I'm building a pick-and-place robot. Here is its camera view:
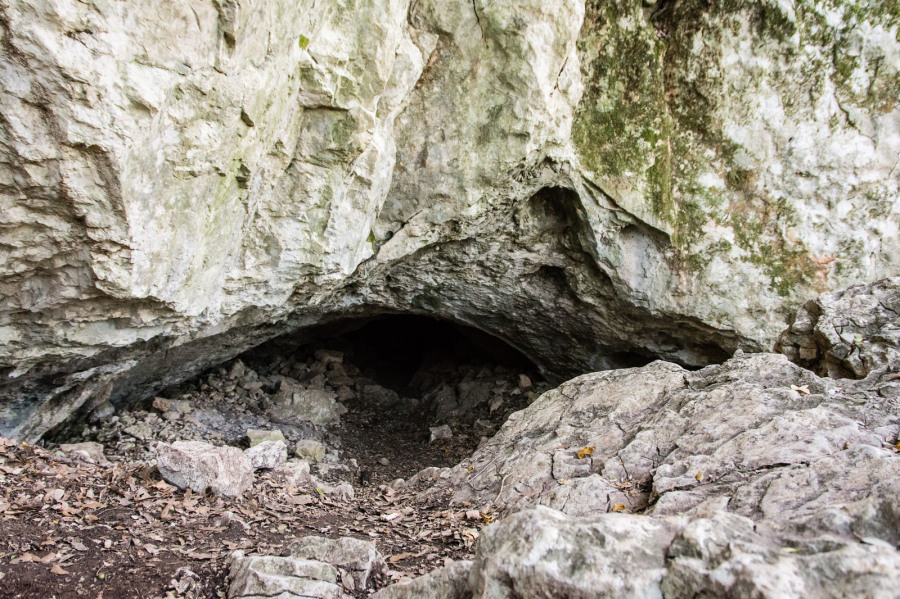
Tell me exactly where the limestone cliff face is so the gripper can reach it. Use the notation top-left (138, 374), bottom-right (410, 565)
top-left (1, 0), bottom-right (898, 439)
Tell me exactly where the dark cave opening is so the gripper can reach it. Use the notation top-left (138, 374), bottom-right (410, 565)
top-left (249, 314), bottom-right (542, 397)
top-left (54, 314), bottom-right (551, 486)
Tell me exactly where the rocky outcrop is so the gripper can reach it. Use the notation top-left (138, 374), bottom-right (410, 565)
top-left (778, 276), bottom-right (900, 378)
top-left (373, 505), bottom-right (900, 599)
top-left (414, 351), bottom-right (900, 524)
top-left (370, 343), bottom-right (900, 597)
top-left (2, 0), bottom-right (899, 441)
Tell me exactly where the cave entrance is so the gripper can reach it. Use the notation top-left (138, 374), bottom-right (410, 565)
top-left (239, 314), bottom-right (546, 484)
top-left (58, 315), bottom-right (548, 488)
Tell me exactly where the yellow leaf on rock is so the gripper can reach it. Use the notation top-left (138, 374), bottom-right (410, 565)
top-left (695, 472), bottom-right (703, 482)
top-left (576, 446), bottom-right (595, 459)
top-left (612, 504), bottom-right (626, 512)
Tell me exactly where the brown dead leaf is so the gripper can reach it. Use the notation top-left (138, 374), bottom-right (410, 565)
top-left (11, 553), bottom-right (39, 564)
top-left (39, 553), bottom-right (58, 563)
top-left (388, 552), bottom-right (413, 563)
top-left (50, 564), bottom-right (69, 575)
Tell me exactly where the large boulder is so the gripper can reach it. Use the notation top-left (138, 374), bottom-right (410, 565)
top-left (416, 352), bottom-right (900, 525)
top-left (382, 506), bottom-right (900, 599)
top-left (778, 277), bottom-right (900, 378)
top-left (156, 441), bottom-right (253, 497)
top-left (3, 0), bottom-right (899, 441)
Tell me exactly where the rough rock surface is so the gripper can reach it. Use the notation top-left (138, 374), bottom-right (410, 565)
top-left (394, 505), bottom-right (900, 599)
top-left (416, 352), bottom-right (900, 519)
top-left (244, 440), bottom-right (287, 470)
top-left (371, 345), bottom-right (900, 597)
top-left (290, 536), bottom-right (385, 592)
top-left (156, 440), bottom-right (253, 497)
top-left (778, 276), bottom-right (900, 378)
top-left (228, 551), bottom-right (350, 599)
top-left (371, 561), bottom-right (472, 599)
top-left (3, 0), bottom-right (899, 441)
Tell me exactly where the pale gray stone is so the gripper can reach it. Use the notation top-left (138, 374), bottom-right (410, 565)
top-left (244, 440), bottom-right (287, 470)
top-left (247, 429), bottom-right (286, 447)
top-left (228, 551), bottom-right (350, 599)
top-left (429, 425), bottom-right (453, 443)
top-left (778, 277), bottom-right (900, 379)
top-left (272, 460), bottom-right (312, 489)
top-left (59, 441), bottom-right (108, 465)
top-left (156, 441), bottom-right (253, 497)
top-left (290, 536), bottom-right (385, 592)
top-left (371, 560), bottom-right (472, 599)
top-left (295, 439), bottom-right (327, 464)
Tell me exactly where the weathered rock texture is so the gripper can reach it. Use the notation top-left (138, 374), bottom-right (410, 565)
top-left (416, 352), bottom-right (900, 524)
top-left (778, 276), bottom-right (900, 378)
top-left (2, 0), bottom-right (899, 439)
top-left (156, 440), bottom-right (253, 496)
top-left (372, 344), bottom-right (900, 597)
top-left (373, 505), bottom-right (900, 599)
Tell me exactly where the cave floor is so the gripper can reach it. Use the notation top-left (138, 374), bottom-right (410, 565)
top-left (0, 318), bottom-right (546, 598)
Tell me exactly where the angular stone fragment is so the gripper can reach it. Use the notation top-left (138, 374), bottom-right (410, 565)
top-left (156, 441), bottom-right (253, 497)
top-left (246, 428), bottom-right (286, 447)
top-left (270, 383), bottom-right (341, 426)
top-left (228, 551), bottom-right (350, 599)
top-left (371, 560), bottom-right (472, 599)
top-left (295, 439), bottom-right (326, 463)
top-left (272, 459), bottom-right (312, 488)
top-left (123, 422), bottom-right (153, 441)
top-left (290, 536), bottom-right (385, 591)
top-left (59, 442), bottom-right (108, 465)
top-left (244, 440), bottom-right (287, 470)
top-left (429, 425), bottom-right (452, 443)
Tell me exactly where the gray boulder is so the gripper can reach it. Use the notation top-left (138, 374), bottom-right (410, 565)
top-left (418, 354), bottom-right (900, 524)
top-left (228, 551), bottom-right (350, 599)
top-left (778, 276), bottom-right (900, 378)
top-left (156, 441), bottom-right (253, 497)
top-left (371, 561), bottom-right (472, 599)
top-left (290, 536), bottom-right (385, 592)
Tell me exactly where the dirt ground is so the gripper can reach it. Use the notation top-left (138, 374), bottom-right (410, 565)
top-left (0, 436), bottom-right (487, 599)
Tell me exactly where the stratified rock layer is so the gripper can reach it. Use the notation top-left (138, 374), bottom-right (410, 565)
top-left (2, 0), bottom-right (899, 439)
top-left (778, 276), bottom-right (900, 378)
top-left (416, 352), bottom-right (900, 521)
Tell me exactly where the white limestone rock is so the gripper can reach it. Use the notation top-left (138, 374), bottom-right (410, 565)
top-left (156, 441), bottom-right (253, 497)
top-left (2, 0), bottom-right (899, 451)
top-left (244, 440), bottom-right (287, 470)
top-left (228, 551), bottom-right (350, 599)
top-left (290, 536), bottom-right (385, 592)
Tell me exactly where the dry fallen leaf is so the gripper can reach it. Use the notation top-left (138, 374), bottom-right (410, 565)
top-left (388, 552), bottom-right (413, 563)
top-left (576, 446), bottom-right (595, 459)
top-left (50, 564), bottom-right (69, 575)
top-left (612, 504), bottom-right (626, 512)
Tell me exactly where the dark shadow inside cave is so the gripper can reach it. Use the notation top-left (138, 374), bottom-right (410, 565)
top-left (248, 315), bottom-right (541, 396)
